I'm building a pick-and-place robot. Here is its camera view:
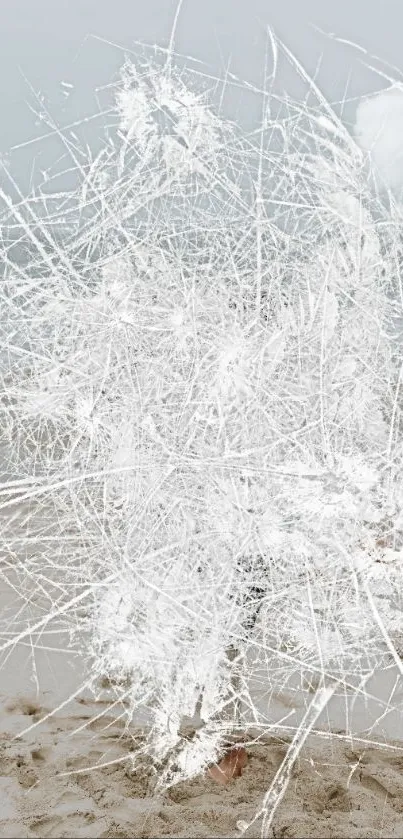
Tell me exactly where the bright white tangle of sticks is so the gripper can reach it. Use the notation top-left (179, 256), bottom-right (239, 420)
top-left (1, 48), bottom-right (403, 789)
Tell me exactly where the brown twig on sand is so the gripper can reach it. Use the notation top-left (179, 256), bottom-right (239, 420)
top-left (207, 745), bottom-right (248, 785)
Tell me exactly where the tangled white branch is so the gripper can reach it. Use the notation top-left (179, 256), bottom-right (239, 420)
top-left (1, 37), bottom-right (403, 813)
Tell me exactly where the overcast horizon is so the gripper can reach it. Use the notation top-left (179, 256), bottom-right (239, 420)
top-left (1, 0), bottom-right (402, 197)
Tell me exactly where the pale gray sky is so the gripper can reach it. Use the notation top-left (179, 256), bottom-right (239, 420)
top-left (0, 0), bottom-right (401, 193)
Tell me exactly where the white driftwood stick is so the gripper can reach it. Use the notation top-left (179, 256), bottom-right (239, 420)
top-left (238, 678), bottom-right (340, 838)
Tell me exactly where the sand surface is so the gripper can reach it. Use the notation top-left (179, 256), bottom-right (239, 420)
top-left (2, 689), bottom-right (403, 839)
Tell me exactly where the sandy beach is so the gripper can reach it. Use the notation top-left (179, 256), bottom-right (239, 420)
top-left (2, 686), bottom-right (403, 839)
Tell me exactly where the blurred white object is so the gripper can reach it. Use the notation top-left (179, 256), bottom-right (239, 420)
top-left (354, 84), bottom-right (403, 193)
